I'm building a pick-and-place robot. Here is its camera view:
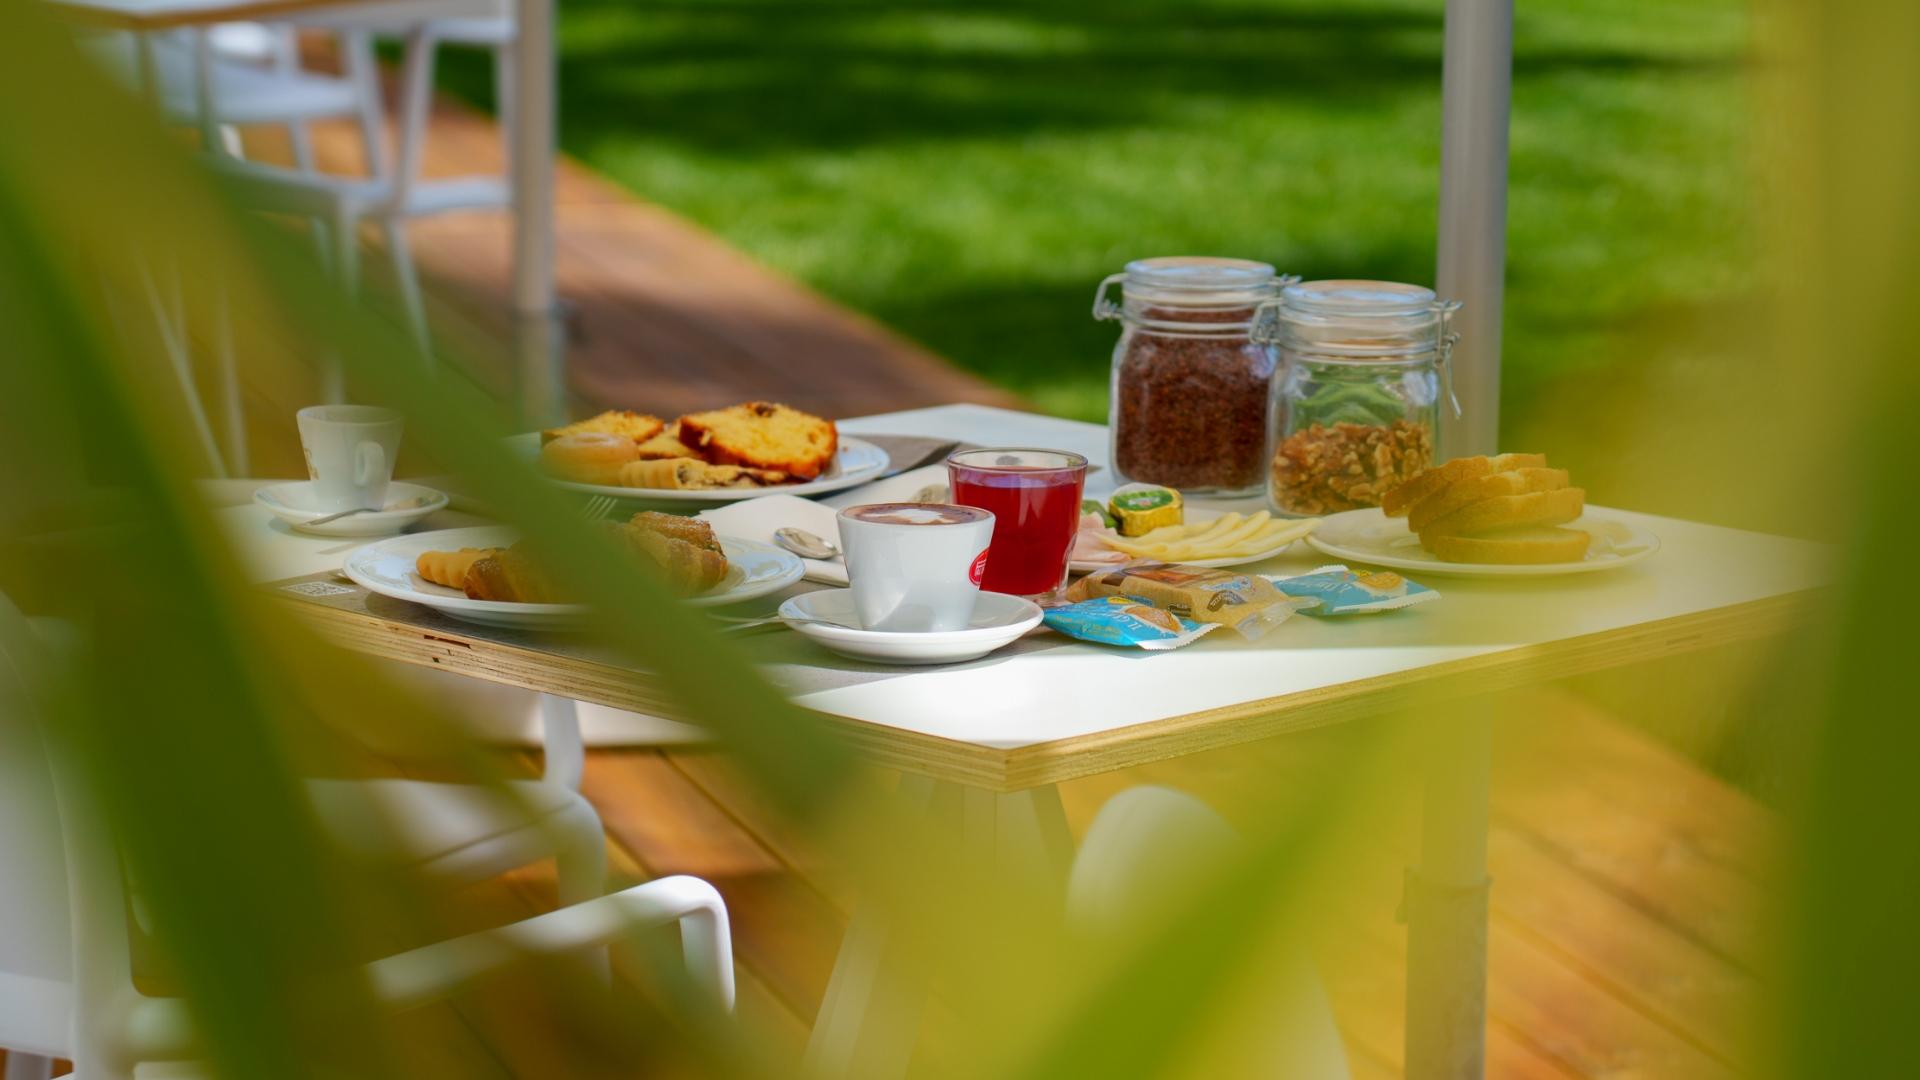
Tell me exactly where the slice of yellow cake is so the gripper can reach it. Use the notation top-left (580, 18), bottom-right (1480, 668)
top-left (540, 409), bottom-right (665, 445)
top-left (678, 401), bottom-right (838, 480)
top-left (634, 421), bottom-right (701, 460)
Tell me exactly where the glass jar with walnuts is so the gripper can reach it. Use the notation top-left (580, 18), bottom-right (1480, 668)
top-left (1252, 280), bottom-right (1461, 516)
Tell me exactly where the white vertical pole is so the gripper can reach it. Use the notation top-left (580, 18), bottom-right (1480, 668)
top-left (1434, 0), bottom-right (1514, 457)
top-left (512, 0), bottom-right (565, 428)
top-left (511, 0), bottom-right (555, 317)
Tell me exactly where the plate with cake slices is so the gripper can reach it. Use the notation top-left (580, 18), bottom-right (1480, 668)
top-left (519, 401), bottom-right (889, 502)
top-left (1305, 453), bottom-right (1659, 576)
top-left (342, 516), bottom-right (805, 629)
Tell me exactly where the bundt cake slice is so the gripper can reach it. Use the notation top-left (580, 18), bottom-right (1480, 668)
top-left (677, 401), bottom-right (837, 480)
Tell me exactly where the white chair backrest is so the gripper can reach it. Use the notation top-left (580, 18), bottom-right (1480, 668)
top-left (0, 594), bottom-right (138, 1071)
top-left (0, 597), bottom-right (73, 985)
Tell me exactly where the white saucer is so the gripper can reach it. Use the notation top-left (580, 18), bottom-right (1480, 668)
top-left (255, 480), bottom-right (448, 537)
top-left (778, 589), bottom-right (1043, 665)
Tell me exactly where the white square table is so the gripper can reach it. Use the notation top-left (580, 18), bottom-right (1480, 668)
top-left (223, 404), bottom-right (1827, 1079)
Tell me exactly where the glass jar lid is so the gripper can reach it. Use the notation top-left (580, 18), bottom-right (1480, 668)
top-left (1122, 257), bottom-right (1277, 307)
top-left (1255, 278), bottom-right (1459, 360)
top-left (1093, 257), bottom-right (1292, 332)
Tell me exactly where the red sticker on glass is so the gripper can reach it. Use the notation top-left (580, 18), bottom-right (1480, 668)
top-left (969, 549), bottom-right (990, 586)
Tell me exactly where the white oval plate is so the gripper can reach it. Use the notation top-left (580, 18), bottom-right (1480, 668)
top-left (342, 525), bottom-right (804, 629)
top-left (511, 433), bottom-right (890, 503)
top-left (1070, 509), bottom-right (1313, 574)
top-left (778, 589), bottom-right (1042, 666)
top-left (1305, 506), bottom-right (1660, 577)
top-left (255, 480), bottom-right (448, 537)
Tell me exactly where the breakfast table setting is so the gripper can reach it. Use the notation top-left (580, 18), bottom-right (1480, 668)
top-left (214, 323), bottom-right (1829, 1079)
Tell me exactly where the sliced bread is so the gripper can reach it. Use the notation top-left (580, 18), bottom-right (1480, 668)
top-left (1381, 452), bottom-right (1547, 517)
top-left (1420, 486), bottom-right (1586, 542)
top-left (1408, 466), bottom-right (1569, 532)
top-left (1428, 526), bottom-right (1592, 565)
top-left (541, 409), bottom-right (664, 445)
top-left (678, 401), bottom-right (838, 480)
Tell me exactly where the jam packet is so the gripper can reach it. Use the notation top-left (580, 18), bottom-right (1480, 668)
top-left (1065, 561), bottom-right (1303, 640)
top-left (1271, 564), bottom-right (1438, 615)
top-left (1042, 595), bottom-right (1218, 650)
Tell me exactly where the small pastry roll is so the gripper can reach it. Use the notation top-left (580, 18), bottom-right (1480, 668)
top-left (416, 547), bottom-right (498, 590)
top-left (618, 457), bottom-right (789, 490)
top-left (619, 457), bottom-right (707, 490)
top-left (540, 431), bottom-right (642, 485)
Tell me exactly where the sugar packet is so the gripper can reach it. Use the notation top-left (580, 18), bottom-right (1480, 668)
top-left (1042, 596), bottom-right (1219, 651)
top-left (1065, 561), bottom-right (1303, 640)
top-left (1271, 564), bottom-right (1438, 615)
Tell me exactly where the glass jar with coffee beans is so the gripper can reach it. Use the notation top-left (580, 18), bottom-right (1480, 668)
top-left (1252, 280), bottom-right (1461, 516)
top-left (1095, 257), bottom-right (1296, 495)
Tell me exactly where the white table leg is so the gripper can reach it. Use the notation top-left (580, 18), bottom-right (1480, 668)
top-left (804, 775), bottom-right (941, 1080)
top-left (1404, 711), bottom-right (1492, 1080)
top-left (805, 778), bottom-right (1073, 1079)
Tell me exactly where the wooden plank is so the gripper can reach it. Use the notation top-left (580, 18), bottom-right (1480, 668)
top-left (1486, 825), bottom-right (1756, 1068)
top-left (662, 749), bottom-right (873, 914)
top-left (581, 750), bottom-right (846, 1024)
top-left (1491, 780), bottom-right (1762, 972)
top-left (1497, 692), bottom-right (1772, 881)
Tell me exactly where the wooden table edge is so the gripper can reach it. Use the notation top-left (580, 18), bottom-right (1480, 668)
top-left (45, 0), bottom-right (376, 31)
top-left (281, 587), bottom-right (1822, 793)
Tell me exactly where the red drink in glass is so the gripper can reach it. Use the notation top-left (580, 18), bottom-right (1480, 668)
top-left (947, 449), bottom-right (1089, 598)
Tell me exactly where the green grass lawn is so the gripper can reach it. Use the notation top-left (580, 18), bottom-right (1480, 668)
top-left (438, 0), bottom-right (1754, 431)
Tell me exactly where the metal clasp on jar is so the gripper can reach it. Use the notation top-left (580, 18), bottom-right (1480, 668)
top-left (1434, 299), bottom-right (1464, 419)
top-left (1092, 273), bottom-right (1127, 322)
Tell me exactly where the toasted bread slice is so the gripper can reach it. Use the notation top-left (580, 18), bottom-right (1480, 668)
top-left (1420, 486), bottom-right (1586, 542)
top-left (1408, 467), bottom-right (1569, 532)
top-left (1382, 453), bottom-right (1548, 517)
top-left (679, 401), bottom-right (838, 480)
top-left (634, 421), bottom-right (700, 460)
top-left (1427, 526), bottom-right (1592, 565)
top-left (541, 409), bottom-right (665, 446)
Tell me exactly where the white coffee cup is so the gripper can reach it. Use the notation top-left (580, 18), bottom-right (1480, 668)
top-left (837, 503), bottom-right (996, 632)
top-left (297, 405), bottom-right (404, 511)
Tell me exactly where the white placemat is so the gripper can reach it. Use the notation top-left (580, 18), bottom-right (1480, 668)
top-left (696, 465), bottom-right (951, 585)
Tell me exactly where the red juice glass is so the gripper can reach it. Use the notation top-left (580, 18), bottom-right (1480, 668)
top-left (947, 448), bottom-right (1089, 599)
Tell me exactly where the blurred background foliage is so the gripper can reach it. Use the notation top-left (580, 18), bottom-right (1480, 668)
top-left (437, 0), bottom-right (1754, 440)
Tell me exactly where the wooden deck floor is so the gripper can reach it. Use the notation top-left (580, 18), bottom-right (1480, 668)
top-left (406, 686), bottom-right (1770, 1078)
top-left (2, 65), bottom-right (1768, 1079)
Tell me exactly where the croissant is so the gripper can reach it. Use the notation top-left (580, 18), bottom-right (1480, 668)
top-left (616, 526), bottom-right (730, 592)
top-left (463, 545), bottom-right (562, 603)
top-left (617, 457), bottom-right (788, 490)
top-left (629, 511), bottom-right (722, 551)
top-left (416, 547), bottom-right (499, 590)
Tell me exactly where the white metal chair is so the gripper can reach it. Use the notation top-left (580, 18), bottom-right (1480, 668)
top-left (268, 0), bottom-right (519, 353)
top-left (1067, 786), bottom-right (1352, 1079)
top-left (0, 591), bottom-right (733, 1080)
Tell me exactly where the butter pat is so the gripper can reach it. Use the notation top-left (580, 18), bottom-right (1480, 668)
top-left (1109, 483), bottom-right (1183, 537)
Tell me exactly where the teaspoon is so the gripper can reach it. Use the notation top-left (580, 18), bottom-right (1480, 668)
top-left (774, 527), bottom-right (841, 560)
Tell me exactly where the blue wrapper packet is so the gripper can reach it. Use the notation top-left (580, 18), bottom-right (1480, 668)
top-left (1042, 595), bottom-right (1219, 651)
top-left (1270, 564), bottom-right (1438, 615)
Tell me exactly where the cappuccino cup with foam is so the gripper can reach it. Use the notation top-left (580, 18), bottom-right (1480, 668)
top-left (836, 503), bottom-right (996, 632)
